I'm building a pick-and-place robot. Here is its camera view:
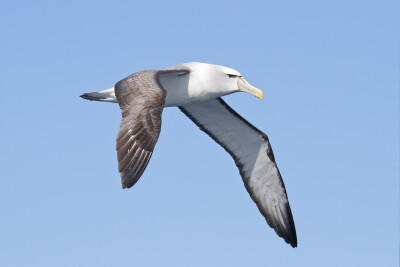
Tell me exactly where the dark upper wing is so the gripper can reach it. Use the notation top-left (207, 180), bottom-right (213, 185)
top-left (179, 98), bottom-right (297, 247)
top-left (114, 70), bottom-right (171, 189)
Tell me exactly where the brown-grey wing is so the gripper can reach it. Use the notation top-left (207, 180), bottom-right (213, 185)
top-left (114, 70), bottom-right (167, 189)
top-left (179, 98), bottom-right (297, 247)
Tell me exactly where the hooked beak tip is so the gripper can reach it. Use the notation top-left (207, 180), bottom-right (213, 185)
top-left (257, 90), bottom-right (263, 100)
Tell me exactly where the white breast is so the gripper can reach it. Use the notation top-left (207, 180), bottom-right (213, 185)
top-left (159, 72), bottom-right (193, 107)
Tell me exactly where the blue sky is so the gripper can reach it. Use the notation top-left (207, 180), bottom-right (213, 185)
top-left (0, 0), bottom-right (398, 266)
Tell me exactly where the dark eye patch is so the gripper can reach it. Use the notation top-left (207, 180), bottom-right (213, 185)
top-left (227, 74), bottom-right (238, 78)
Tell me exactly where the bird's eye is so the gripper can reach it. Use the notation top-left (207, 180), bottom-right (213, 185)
top-left (227, 74), bottom-right (238, 78)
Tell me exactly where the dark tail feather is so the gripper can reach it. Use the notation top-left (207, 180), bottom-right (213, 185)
top-left (80, 88), bottom-right (117, 103)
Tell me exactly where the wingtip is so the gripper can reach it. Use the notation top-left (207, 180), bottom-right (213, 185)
top-left (284, 226), bottom-right (297, 248)
top-left (121, 179), bottom-right (134, 189)
top-left (121, 181), bottom-right (131, 189)
top-left (285, 221), bottom-right (298, 248)
top-left (288, 237), bottom-right (298, 248)
top-left (279, 229), bottom-right (297, 248)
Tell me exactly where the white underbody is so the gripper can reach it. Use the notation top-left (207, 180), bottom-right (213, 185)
top-left (93, 85), bottom-right (234, 107)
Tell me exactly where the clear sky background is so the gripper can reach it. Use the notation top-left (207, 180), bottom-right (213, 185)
top-left (0, 1), bottom-right (398, 266)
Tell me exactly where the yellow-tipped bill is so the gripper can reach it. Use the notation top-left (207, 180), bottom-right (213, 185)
top-left (237, 77), bottom-right (263, 99)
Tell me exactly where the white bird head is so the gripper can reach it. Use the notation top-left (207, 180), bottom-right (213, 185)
top-left (179, 62), bottom-right (263, 101)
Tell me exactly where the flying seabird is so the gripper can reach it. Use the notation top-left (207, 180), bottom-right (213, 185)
top-left (81, 62), bottom-right (297, 247)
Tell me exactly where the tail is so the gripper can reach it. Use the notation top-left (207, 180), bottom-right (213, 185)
top-left (80, 88), bottom-right (117, 103)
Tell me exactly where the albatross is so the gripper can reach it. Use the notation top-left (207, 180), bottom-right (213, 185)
top-left (80, 62), bottom-right (297, 247)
